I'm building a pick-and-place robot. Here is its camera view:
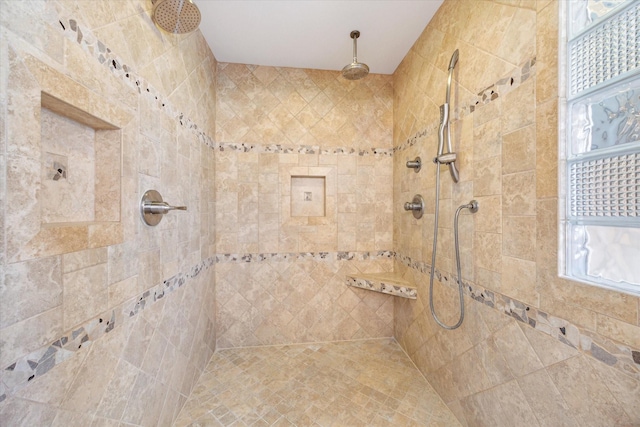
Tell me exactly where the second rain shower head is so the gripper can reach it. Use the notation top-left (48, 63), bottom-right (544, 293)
top-left (152, 0), bottom-right (201, 34)
top-left (342, 30), bottom-right (369, 80)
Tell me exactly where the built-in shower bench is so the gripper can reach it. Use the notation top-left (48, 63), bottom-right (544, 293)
top-left (346, 272), bottom-right (417, 299)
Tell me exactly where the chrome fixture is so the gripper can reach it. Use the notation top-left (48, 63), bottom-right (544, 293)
top-left (152, 0), bottom-right (201, 34)
top-left (429, 199), bottom-right (479, 330)
top-left (435, 49), bottom-right (460, 183)
top-left (428, 50), bottom-right (478, 330)
top-left (140, 190), bottom-right (187, 226)
top-left (342, 31), bottom-right (369, 80)
top-left (404, 194), bottom-right (425, 219)
top-left (406, 157), bottom-right (422, 173)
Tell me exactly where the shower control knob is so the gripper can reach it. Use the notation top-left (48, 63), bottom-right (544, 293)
top-left (403, 194), bottom-right (425, 219)
top-left (140, 190), bottom-right (187, 226)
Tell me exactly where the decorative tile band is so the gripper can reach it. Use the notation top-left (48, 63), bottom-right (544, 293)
top-left (56, 14), bottom-right (392, 160)
top-left (0, 250), bottom-right (394, 402)
top-left (3, 248), bottom-right (637, 403)
top-left (0, 255), bottom-right (216, 404)
top-left (215, 141), bottom-right (394, 157)
top-left (347, 276), bottom-right (417, 299)
top-left (214, 250), bottom-right (394, 264)
top-left (395, 252), bottom-right (640, 381)
top-left (394, 57), bottom-right (537, 153)
top-left (56, 15), bottom-right (215, 151)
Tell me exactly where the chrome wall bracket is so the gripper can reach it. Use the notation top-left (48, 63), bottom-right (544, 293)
top-left (404, 194), bottom-right (425, 219)
top-left (140, 189), bottom-right (187, 226)
top-left (406, 157), bottom-right (422, 172)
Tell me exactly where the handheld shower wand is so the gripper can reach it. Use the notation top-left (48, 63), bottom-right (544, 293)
top-left (429, 49), bottom-right (477, 330)
top-left (435, 49), bottom-right (460, 183)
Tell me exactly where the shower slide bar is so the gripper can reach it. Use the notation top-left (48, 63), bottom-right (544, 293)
top-left (428, 49), bottom-right (478, 330)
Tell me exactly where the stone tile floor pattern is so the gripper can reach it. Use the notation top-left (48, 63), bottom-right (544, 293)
top-left (173, 338), bottom-right (460, 426)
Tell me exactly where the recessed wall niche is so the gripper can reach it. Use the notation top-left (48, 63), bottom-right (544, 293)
top-left (5, 53), bottom-right (132, 262)
top-left (280, 165), bottom-right (337, 251)
top-left (291, 176), bottom-right (326, 217)
top-left (40, 94), bottom-right (121, 225)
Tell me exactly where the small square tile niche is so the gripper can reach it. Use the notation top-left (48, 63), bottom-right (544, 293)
top-left (291, 176), bottom-right (326, 217)
top-left (5, 53), bottom-right (132, 262)
top-left (40, 95), bottom-right (120, 224)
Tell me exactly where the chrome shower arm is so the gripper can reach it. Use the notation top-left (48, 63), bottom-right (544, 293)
top-left (352, 32), bottom-right (358, 64)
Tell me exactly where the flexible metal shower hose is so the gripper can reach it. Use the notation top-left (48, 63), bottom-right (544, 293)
top-left (429, 164), bottom-right (474, 330)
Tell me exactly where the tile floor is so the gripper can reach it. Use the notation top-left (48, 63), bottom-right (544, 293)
top-left (173, 338), bottom-right (461, 426)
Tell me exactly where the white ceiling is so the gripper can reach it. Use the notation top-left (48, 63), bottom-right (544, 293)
top-left (197, 0), bottom-right (444, 75)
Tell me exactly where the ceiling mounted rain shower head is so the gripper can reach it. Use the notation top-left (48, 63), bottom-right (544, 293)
top-left (152, 0), bottom-right (201, 34)
top-left (342, 30), bottom-right (369, 80)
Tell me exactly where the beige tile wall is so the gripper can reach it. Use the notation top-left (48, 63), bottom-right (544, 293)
top-left (216, 63), bottom-right (393, 254)
top-left (392, 0), bottom-right (640, 425)
top-left (216, 255), bottom-right (395, 348)
top-left (214, 64), bottom-right (396, 347)
top-left (0, 0), bottom-right (217, 425)
top-left (217, 63), bottom-right (393, 149)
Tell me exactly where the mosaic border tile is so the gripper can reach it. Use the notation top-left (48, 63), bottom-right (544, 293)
top-left (0, 251), bottom-right (394, 402)
top-left (215, 141), bottom-right (394, 157)
top-left (56, 15), bottom-right (215, 150)
top-left (394, 57), bottom-right (537, 153)
top-left (214, 250), bottom-right (395, 264)
top-left (2, 248), bottom-right (637, 403)
top-left (346, 276), bottom-right (417, 299)
top-left (0, 256), bottom-right (216, 403)
top-left (58, 13), bottom-right (392, 159)
top-left (395, 252), bottom-right (640, 381)
top-left (4, 7), bottom-right (634, 410)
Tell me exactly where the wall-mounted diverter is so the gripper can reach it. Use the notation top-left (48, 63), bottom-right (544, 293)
top-left (404, 194), bottom-right (425, 219)
top-left (406, 157), bottom-right (421, 173)
top-left (140, 190), bottom-right (187, 226)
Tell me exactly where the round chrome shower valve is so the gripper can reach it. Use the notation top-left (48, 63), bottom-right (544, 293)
top-left (403, 194), bottom-right (425, 219)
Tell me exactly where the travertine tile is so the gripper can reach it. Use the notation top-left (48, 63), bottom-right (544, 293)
top-left (517, 369), bottom-right (579, 427)
top-left (473, 195), bottom-right (502, 234)
top-left (547, 355), bottom-right (634, 427)
top-left (62, 262), bottom-right (108, 329)
top-left (501, 255), bottom-right (538, 306)
top-left (502, 215), bottom-right (536, 261)
top-left (517, 322), bottom-right (578, 367)
top-left (502, 124), bottom-right (535, 174)
top-left (473, 155), bottom-right (502, 196)
top-left (473, 118), bottom-right (502, 161)
top-left (502, 170), bottom-right (536, 215)
top-left (492, 321), bottom-right (543, 377)
top-left (535, 99), bottom-right (558, 199)
top-left (595, 314), bottom-right (640, 350)
top-left (175, 339), bottom-right (460, 426)
top-left (0, 397), bottom-right (57, 426)
top-left (1, 256), bottom-right (62, 329)
top-left (500, 78), bottom-right (535, 134)
top-left (535, 1), bottom-right (559, 104)
top-left (474, 232), bottom-right (502, 273)
top-left (585, 355), bottom-right (640, 422)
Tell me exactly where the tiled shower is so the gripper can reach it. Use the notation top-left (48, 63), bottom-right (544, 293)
top-left (0, 0), bottom-right (638, 426)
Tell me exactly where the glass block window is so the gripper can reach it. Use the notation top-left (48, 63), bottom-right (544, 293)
top-left (560, 0), bottom-right (640, 296)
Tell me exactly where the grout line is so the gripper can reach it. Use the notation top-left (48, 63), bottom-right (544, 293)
top-left (393, 56), bottom-right (537, 154)
top-left (394, 251), bottom-right (640, 382)
top-left (0, 251), bottom-right (392, 402)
